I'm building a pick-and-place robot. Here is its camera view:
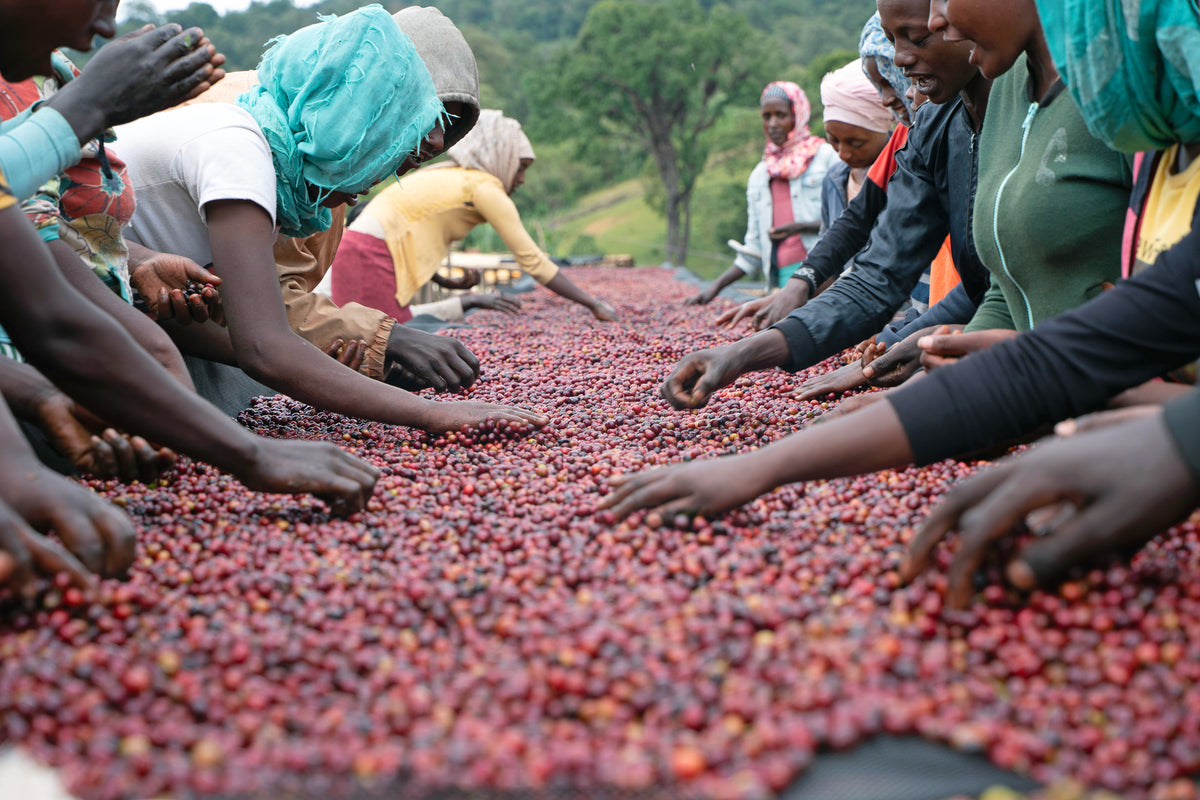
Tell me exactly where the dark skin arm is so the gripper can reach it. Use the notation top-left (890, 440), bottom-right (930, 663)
top-left (48, 239), bottom-right (195, 389)
top-left (203, 199), bottom-right (547, 433)
top-left (543, 272), bottom-right (617, 321)
top-left (600, 398), bottom-right (914, 521)
top-left (158, 317), bottom-right (239, 365)
top-left (0, 203), bottom-right (379, 515)
top-left (660, 328), bottom-right (792, 409)
top-left (431, 270), bottom-right (481, 291)
top-left (685, 265), bottom-right (746, 307)
top-left (768, 220), bottom-right (821, 240)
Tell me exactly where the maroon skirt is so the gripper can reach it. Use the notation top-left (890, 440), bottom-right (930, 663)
top-left (330, 230), bottom-right (413, 324)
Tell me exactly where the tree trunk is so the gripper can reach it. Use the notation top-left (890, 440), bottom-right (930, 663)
top-left (663, 191), bottom-right (684, 268)
top-left (648, 133), bottom-right (690, 268)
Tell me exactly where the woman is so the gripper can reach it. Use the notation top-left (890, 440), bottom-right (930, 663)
top-left (602, 0), bottom-right (1200, 607)
top-left (177, 6), bottom-right (491, 395)
top-left (859, 10), bottom-right (916, 126)
top-left (116, 8), bottom-right (546, 434)
top-left (818, 60), bottom-right (894, 236)
top-left (685, 81), bottom-right (838, 304)
top-left (330, 109), bottom-right (617, 324)
top-left (717, 13), bottom-right (961, 334)
top-left (667, 0), bottom-right (991, 399)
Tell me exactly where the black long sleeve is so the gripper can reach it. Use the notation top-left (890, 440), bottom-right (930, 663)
top-left (772, 100), bottom-right (988, 373)
top-left (806, 178), bottom-right (888, 286)
top-left (889, 225), bottom-right (1200, 465)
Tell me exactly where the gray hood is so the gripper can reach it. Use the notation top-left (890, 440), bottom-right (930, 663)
top-left (393, 6), bottom-right (480, 152)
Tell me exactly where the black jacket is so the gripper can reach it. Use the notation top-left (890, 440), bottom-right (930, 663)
top-left (888, 220), bottom-right (1200, 478)
top-left (772, 97), bottom-right (990, 371)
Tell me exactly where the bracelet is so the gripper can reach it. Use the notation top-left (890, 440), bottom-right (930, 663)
top-left (790, 266), bottom-right (818, 296)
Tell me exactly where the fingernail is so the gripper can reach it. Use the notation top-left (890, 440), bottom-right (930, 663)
top-left (918, 337), bottom-right (932, 349)
top-left (1054, 420), bottom-right (1078, 437)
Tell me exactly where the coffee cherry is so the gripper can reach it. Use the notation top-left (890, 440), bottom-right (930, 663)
top-left (1, 269), bottom-right (1196, 800)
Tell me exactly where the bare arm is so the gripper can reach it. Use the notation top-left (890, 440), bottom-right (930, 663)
top-left (685, 264), bottom-right (746, 306)
top-left (47, 240), bottom-right (194, 389)
top-left (601, 399), bottom-right (915, 520)
top-left (204, 200), bottom-right (546, 432)
top-left (0, 203), bottom-right (380, 513)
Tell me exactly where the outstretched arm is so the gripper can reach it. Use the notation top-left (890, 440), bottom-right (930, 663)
top-left (601, 398), bottom-right (914, 521)
top-left (0, 202), bottom-right (379, 515)
top-left (205, 199), bottom-right (547, 432)
top-left (474, 181), bottom-right (616, 320)
top-left (609, 223), bottom-right (1200, 521)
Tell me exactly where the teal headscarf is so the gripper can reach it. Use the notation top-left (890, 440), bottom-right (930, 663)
top-left (237, 5), bottom-right (443, 237)
top-left (1036, 0), bottom-right (1200, 151)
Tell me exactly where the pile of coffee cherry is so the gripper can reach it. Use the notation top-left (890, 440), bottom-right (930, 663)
top-left (1, 268), bottom-right (1197, 800)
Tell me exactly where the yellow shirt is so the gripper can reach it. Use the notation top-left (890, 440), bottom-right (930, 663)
top-left (1134, 144), bottom-right (1200, 274)
top-left (350, 165), bottom-right (559, 307)
top-left (0, 166), bottom-right (15, 211)
top-left (1135, 145), bottom-right (1200, 383)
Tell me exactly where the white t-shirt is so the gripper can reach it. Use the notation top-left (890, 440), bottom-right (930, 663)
top-left (116, 104), bottom-right (278, 266)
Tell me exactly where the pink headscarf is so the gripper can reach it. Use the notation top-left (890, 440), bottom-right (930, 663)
top-left (821, 60), bottom-right (894, 135)
top-left (760, 81), bottom-right (825, 180)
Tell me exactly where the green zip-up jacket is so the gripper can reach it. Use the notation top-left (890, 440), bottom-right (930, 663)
top-left (965, 53), bottom-right (1131, 333)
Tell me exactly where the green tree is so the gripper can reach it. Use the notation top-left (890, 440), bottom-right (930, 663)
top-left (557, 0), bottom-right (778, 267)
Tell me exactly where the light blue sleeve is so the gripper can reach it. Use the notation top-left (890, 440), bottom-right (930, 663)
top-left (0, 106), bottom-right (80, 200)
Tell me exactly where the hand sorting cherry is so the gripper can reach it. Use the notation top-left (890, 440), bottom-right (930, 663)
top-left (1, 267), bottom-right (1198, 800)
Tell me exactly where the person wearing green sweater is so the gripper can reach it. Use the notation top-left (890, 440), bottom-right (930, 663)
top-left (853, 19), bottom-right (1133, 385)
top-left (962, 51), bottom-right (1131, 334)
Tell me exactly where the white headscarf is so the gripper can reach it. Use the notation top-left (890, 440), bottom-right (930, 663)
top-left (444, 109), bottom-right (534, 193)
